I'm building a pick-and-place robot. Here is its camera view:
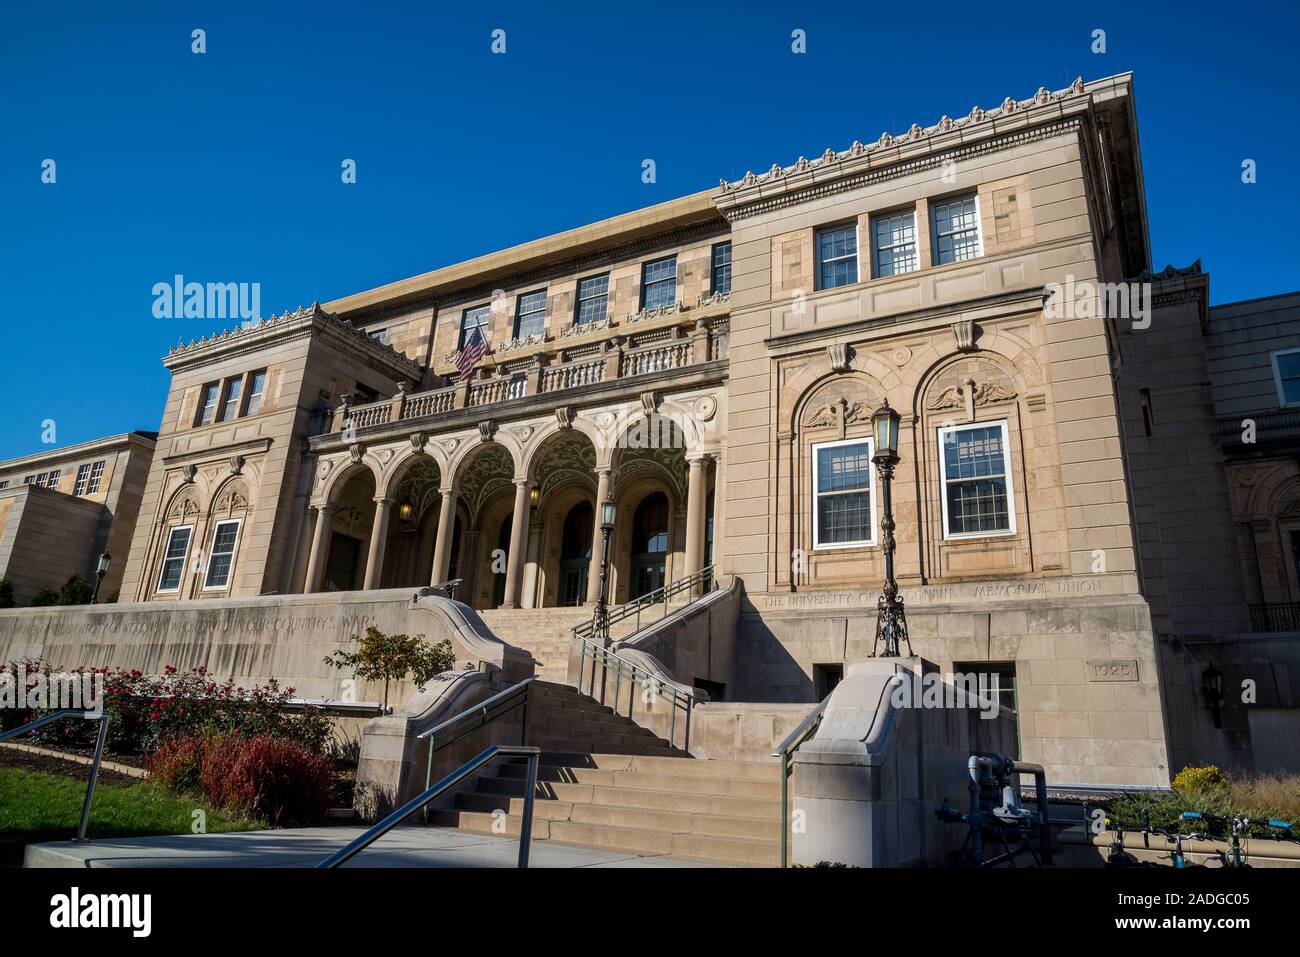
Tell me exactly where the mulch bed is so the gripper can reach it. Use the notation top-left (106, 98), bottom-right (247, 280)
top-left (0, 747), bottom-right (139, 788)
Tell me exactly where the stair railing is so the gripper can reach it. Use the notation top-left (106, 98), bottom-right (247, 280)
top-left (572, 565), bottom-right (715, 646)
top-left (771, 696), bottom-right (831, 868)
top-left (318, 744), bottom-right (541, 868)
top-left (574, 639), bottom-right (694, 752)
top-left (0, 709), bottom-right (111, 842)
top-left (417, 675), bottom-right (535, 822)
top-left (428, 578), bottom-right (463, 601)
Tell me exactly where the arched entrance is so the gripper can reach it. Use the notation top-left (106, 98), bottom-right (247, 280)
top-left (490, 514), bottom-right (511, 608)
top-left (558, 501), bottom-right (593, 605)
top-left (322, 467), bottom-right (376, 591)
top-left (630, 491), bottom-right (669, 598)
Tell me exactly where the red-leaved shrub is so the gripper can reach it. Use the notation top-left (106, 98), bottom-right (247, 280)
top-left (146, 735), bottom-right (206, 794)
top-left (199, 735), bottom-right (334, 827)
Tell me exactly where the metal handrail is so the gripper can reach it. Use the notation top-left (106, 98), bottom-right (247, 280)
top-left (417, 676), bottom-right (535, 822)
top-left (0, 709), bottom-right (111, 842)
top-left (317, 744), bottom-right (541, 868)
top-left (429, 578), bottom-right (463, 601)
top-left (771, 696), bottom-right (832, 868)
top-left (573, 565), bottom-right (715, 644)
top-left (575, 638), bottom-right (694, 751)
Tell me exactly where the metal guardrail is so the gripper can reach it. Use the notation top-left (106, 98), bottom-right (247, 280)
top-left (417, 676), bottom-right (535, 821)
top-left (771, 696), bottom-right (831, 868)
top-left (430, 578), bottom-right (462, 601)
top-left (0, 709), bottom-right (111, 842)
top-left (1249, 602), bottom-right (1300, 632)
top-left (575, 640), bottom-right (694, 751)
top-left (573, 565), bottom-right (715, 645)
top-left (316, 744), bottom-right (541, 868)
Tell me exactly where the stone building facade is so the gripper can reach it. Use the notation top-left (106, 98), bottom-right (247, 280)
top-left (90, 71), bottom-right (1296, 783)
top-left (0, 431), bottom-right (156, 604)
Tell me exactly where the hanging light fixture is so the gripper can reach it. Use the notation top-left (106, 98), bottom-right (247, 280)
top-left (398, 499), bottom-right (414, 523)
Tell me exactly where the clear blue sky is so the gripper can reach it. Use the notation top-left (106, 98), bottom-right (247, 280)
top-left (2, 1), bottom-right (1296, 459)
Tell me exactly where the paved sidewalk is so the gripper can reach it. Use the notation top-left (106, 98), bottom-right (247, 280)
top-left (25, 826), bottom-right (720, 868)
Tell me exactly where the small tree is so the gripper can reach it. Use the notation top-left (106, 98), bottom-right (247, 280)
top-left (31, 585), bottom-right (60, 607)
top-left (0, 579), bottom-right (13, 609)
top-left (59, 575), bottom-right (94, 605)
top-left (324, 627), bottom-right (456, 712)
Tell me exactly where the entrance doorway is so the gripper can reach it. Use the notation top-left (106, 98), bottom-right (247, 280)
top-left (559, 502), bottom-right (592, 606)
top-left (630, 492), bottom-right (669, 599)
top-left (491, 517), bottom-right (511, 607)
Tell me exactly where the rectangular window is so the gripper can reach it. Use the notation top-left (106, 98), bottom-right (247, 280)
top-left (22, 475), bottom-right (33, 485)
top-left (460, 304), bottom-right (492, 348)
top-left (641, 256), bottom-right (678, 310)
top-left (33, 472), bottom-right (47, 488)
top-left (219, 377), bottom-right (243, 422)
top-left (244, 370), bottom-right (267, 416)
top-left (74, 464), bottom-right (91, 495)
top-left (575, 274), bottom-right (609, 326)
top-left (939, 421), bottom-right (1015, 538)
top-left (816, 224), bottom-right (858, 290)
top-left (515, 290), bottom-right (547, 339)
top-left (872, 209), bottom-right (918, 277)
top-left (369, 328), bottom-right (388, 345)
top-left (44, 470), bottom-right (60, 490)
top-left (86, 460), bottom-right (105, 494)
top-left (203, 519), bottom-right (241, 589)
top-left (1272, 349), bottom-right (1300, 407)
top-left (931, 194), bottom-right (982, 265)
top-left (197, 382), bottom-right (220, 425)
top-left (812, 438), bottom-right (875, 547)
top-left (156, 525), bottom-right (193, 592)
top-left (0, 481), bottom-right (8, 490)
top-left (712, 242), bottom-right (732, 295)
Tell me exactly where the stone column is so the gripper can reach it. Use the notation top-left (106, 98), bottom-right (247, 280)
top-left (710, 451), bottom-right (724, 570)
top-left (586, 468), bottom-right (611, 606)
top-left (684, 455), bottom-right (708, 576)
top-left (430, 488), bottom-right (458, 585)
top-left (363, 497), bottom-right (393, 590)
top-left (303, 505), bottom-right (335, 593)
top-left (522, 519), bottom-right (543, 608)
top-left (501, 480), bottom-right (531, 608)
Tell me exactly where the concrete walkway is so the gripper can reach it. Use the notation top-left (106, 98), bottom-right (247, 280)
top-left (24, 826), bottom-right (720, 868)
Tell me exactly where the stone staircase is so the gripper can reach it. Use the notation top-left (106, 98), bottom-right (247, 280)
top-left (475, 607), bottom-right (592, 681)
top-left (429, 681), bottom-right (783, 866)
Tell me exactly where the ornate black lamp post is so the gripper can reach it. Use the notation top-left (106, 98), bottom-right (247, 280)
top-left (871, 400), bottom-right (913, 658)
top-left (594, 499), bottom-right (617, 647)
top-left (91, 549), bottom-right (111, 603)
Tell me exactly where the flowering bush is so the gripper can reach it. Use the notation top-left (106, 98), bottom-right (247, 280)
top-left (2, 658), bottom-right (335, 754)
top-left (150, 733), bottom-right (334, 827)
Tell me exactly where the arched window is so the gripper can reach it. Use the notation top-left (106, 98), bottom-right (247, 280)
top-left (631, 492), bottom-right (669, 598)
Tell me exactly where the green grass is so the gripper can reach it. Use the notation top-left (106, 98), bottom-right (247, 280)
top-left (0, 766), bottom-right (263, 866)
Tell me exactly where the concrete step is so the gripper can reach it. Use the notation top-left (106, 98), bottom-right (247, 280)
top-left (494, 764), bottom-right (780, 799)
top-left (527, 715), bottom-right (663, 738)
top-left (476, 775), bottom-right (780, 819)
top-left (524, 736), bottom-right (681, 757)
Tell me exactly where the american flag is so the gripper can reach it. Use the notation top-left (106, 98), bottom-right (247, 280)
top-left (456, 327), bottom-right (488, 380)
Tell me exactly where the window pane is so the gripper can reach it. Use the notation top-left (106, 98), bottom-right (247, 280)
top-left (205, 522), bottom-right (240, 588)
top-left (816, 225), bottom-right (858, 289)
top-left (641, 257), bottom-right (678, 310)
top-left (576, 275), bottom-right (609, 325)
top-left (1278, 353), bottom-right (1300, 403)
top-left (516, 290), bottom-right (547, 338)
top-left (815, 442), bottom-right (873, 545)
top-left (933, 195), bottom-right (981, 265)
top-left (245, 371), bottom-right (266, 415)
top-left (87, 461), bottom-right (104, 494)
top-left (943, 425), bottom-right (1010, 534)
top-left (946, 478), bottom-right (1009, 534)
top-left (818, 491), bottom-right (872, 544)
top-left (817, 443), bottom-right (872, 493)
top-left (74, 464), bottom-right (90, 496)
top-left (874, 211), bottom-right (917, 277)
top-left (220, 378), bottom-right (242, 421)
top-left (712, 242), bottom-right (732, 295)
top-left (158, 527), bottom-right (191, 591)
top-left (199, 383), bottom-right (219, 424)
top-left (943, 426), bottom-right (1006, 480)
top-left (461, 305), bottom-right (491, 346)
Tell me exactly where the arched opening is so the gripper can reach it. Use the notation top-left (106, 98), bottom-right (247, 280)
top-left (323, 468), bottom-right (376, 591)
top-left (630, 492), bottom-right (669, 598)
top-left (558, 501), bottom-right (593, 606)
top-left (380, 456), bottom-right (442, 588)
top-left (447, 515), bottom-right (463, 582)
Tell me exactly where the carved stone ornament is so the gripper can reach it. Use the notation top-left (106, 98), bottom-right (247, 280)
top-left (227, 455), bottom-right (245, 475)
top-left (693, 395), bottom-right (718, 423)
top-left (555, 406), bottom-right (573, 430)
top-left (478, 420), bottom-right (497, 442)
top-left (952, 319), bottom-right (977, 353)
top-left (409, 431), bottom-right (426, 452)
top-left (640, 391), bottom-right (658, 417)
top-left (182, 464), bottom-right (197, 484)
top-left (348, 444), bottom-right (364, 465)
top-left (827, 343), bottom-right (853, 373)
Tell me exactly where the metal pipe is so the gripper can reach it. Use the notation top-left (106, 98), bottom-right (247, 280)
top-left (75, 714), bottom-right (110, 842)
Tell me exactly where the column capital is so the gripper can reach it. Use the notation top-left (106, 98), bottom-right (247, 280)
top-left (373, 496), bottom-right (395, 508)
top-left (311, 503), bottom-right (337, 516)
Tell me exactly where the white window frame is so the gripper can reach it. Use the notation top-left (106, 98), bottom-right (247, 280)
top-left (156, 524), bottom-right (194, 593)
top-left (938, 420), bottom-right (1017, 541)
top-left (86, 460), bottom-right (105, 494)
top-left (74, 463), bottom-right (91, 495)
top-left (811, 437), bottom-right (877, 550)
top-left (197, 382), bottom-right (220, 425)
top-left (930, 192), bottom-right (984, 266)
top-left (1271, 348), bottom-right (1300, 408)
top-left (814, 222), bottom-right (860, 291)
top-left (45, 470), bottom-right (60, 490)
top-left (871, 207), bottom-right (919, 278)
top-left (202, 518), bottom-right (242, 591)
top-left (243, 370), bottom-right (268, 416)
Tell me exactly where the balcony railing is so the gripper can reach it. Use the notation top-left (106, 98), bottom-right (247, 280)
top-left (327, 314), bottom-right (729, 437)
top-left (1249, 603), bottom-right (1300, 632)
